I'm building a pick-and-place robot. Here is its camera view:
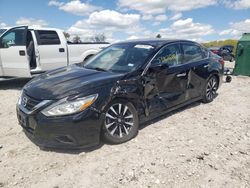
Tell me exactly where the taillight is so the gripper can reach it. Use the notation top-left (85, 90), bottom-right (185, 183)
top-left (219, 59), bottom-right (224, 66)
top-left (211, 50), bottom-right (219, 54)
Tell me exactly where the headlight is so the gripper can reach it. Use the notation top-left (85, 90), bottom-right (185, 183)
top-left (17, 90), bottom-right (23, 105)
top-left (41, 94), bottom-right (98, 117)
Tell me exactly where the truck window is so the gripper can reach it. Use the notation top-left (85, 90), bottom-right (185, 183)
top-left (0, 28), bottom-right (26, 48)
top-left (0, 29), bottom-right (7, 36)
top-left (36, 30), bottom-right (60, 45)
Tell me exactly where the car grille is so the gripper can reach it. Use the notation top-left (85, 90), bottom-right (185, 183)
top-left (21, 93), bottom-right (42, 111)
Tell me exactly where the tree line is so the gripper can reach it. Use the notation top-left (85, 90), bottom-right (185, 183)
top-left (63, 32), bottom-right (107, 43)
top-left (64, 31), bottom-right (239, 54)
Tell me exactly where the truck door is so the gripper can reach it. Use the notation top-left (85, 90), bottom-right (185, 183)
top-left (0, 26), bottom-right (31, 77)
top-left (35, 30), bottom-right (67, 71)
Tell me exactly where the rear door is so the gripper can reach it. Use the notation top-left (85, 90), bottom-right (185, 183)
top-left (180, 42), bottom-right (209, 99)
top-left (35, 30), bottom-right (67, 71)
top-left (0, 26), bottom-right (31, 77)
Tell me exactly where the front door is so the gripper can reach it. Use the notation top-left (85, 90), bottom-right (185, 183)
top-left (0, 26), bottom-right (31, 77)
top-left (143, 43), bottom-right (190, 115)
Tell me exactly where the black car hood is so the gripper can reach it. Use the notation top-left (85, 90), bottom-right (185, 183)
top-left (24, 65), bottom-right (123, 100)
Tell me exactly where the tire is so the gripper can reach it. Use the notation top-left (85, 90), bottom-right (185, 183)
top-left (230, 56), bottom-right (234, 62)
top-left (102, 99), bottom-right (139, 144)
top-left (80, 55), bottom-right (94, 66)
top-left (226, 76), bottom-right (232, 83)
top-left (202, 75), bottom-right (219, 103)
top-left (84, 54), bottom-right (94, 62)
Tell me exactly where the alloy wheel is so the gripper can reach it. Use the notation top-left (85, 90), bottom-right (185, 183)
top-left (105, 103), bottom-right (134, 138)
top-left (206, 77), bottom-right (218, 101)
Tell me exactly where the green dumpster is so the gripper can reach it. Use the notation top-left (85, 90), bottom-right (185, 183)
top-left (233, 33), bottom-right (250, 76)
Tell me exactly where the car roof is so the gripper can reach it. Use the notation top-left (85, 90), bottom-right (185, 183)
top-left (115, 38), bottom-right (197, 48)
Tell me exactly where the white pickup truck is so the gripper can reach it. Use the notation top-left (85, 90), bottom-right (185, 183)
top-left (0, 26), bottom-right (109, 78)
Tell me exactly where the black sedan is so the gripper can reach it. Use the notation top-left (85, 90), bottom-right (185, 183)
top-left (17, 39), bottom-right (224, 149)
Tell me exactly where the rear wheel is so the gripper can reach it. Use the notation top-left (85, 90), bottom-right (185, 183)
top-left (102, 100), bottom-right (139, 144)
top-left (230, 56), bottom-right (234, 62)
top-left (202, 76), bottom-right (218, 103)
top-left (84, 54), bottom-right (94, 62)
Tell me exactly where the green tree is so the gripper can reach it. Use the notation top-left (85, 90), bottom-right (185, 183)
top-left (63, 32), bottom-right (70, 39)
top-left (90, 33), bottom-right (106, 42)
top-left (72, 35), bottom-right (81, 43)
top-left (156, 34), bottom-right (162, 38)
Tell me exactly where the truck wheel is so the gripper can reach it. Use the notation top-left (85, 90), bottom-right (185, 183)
top-left (84, 54), bottom-right (94, 62)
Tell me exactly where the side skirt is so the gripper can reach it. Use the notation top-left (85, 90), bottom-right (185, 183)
top-left (139, 96), bottom-right (203, 124)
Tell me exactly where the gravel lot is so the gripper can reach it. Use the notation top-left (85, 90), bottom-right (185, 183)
top-left (0, 62), bottom-right (250, 188)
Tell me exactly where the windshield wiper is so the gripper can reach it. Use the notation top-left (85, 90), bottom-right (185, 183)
top-left (94, 67), bottom-right (109, 72)
top-left (85, 66), bottom-right (108, 72)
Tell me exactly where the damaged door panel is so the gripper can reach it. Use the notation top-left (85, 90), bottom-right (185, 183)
top-left (110, 76), bottom-right (146, 116)
top-left (142, 43), bottom-right (190, 116)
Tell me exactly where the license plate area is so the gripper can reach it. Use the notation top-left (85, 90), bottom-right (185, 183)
top-left (18, 110), bottom-right (34, 134)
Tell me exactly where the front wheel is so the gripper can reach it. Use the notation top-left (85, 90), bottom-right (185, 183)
top-left (202, 76), bottom-right (218, 103)
top-left (102, 100), bottom-right (139, 144)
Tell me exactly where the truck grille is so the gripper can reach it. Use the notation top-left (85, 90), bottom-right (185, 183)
top-left (21, 93), bottom-right (42, 111)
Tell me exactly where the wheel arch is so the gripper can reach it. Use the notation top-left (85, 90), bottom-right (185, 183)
top-left (104, 96), bottom-right (143, 116)
top-left (212, 72), bottom-right (220, 85)
top-left (208, 69), bottom-right (220, 86)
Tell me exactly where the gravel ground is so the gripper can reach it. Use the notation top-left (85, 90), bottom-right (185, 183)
top-left (0, 62), bottom-right (249, 188)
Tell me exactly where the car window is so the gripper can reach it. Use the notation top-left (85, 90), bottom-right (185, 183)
top-left (152, 43), bottom-right (181, 67)
top-left (36, 30), bottom-right (60, 45)
top-left (201, 47), bottom-right (209, 58)
top-left (84, 44), bottom-right (155, 73)
top-left (0, 27), bottom-right (26, 48)
top-left (182, 43), bottom-right (203, 63)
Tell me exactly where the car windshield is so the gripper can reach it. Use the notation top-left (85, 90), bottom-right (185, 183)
top-left (0, 29), bottom-right (7, 36)
top-left (84, 43), bottom-right (155, 73)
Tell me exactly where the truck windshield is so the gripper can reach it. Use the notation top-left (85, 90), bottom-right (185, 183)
top-left (84, 43), bottom-right (155, 73)
top-left (0, 29), bottom-right (7, 36)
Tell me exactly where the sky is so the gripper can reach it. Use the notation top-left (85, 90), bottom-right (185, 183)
top-left (0, 0), bottom-right (250, 42)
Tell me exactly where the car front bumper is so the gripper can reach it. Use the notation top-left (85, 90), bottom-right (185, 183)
top-left (16, 106), bottom-right (104, 149)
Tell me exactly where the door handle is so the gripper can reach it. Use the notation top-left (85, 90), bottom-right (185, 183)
top-left (177, 72), bottom-right (187, 77)
top-left (19, 50), bottom-right (25, 56)
top-left (59, 48), bottom-right (65, 52)
top-left (204, 64), bottom-right (209, 68)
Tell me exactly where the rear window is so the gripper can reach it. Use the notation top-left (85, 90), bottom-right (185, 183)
top-left (36, 30), bottom-right (60, 45)
top-left (182, 43), bottom-right (203, 63)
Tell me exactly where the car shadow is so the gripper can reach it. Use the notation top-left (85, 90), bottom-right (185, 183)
top-left (40, 143), bottom-right (105, 154)
top-left (0, 78), bottom-right (31, 90)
